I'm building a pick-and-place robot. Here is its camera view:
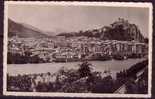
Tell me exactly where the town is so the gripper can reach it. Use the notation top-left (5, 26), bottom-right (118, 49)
top-left (8, 35), bottom-right (148, 64)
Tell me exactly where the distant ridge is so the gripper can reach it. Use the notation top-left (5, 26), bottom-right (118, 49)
top-left (8, 19), bottom-right (48, 38)
top-left (57, 18), bottom-right (146, 42)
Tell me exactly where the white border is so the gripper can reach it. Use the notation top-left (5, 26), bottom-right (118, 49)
top-left (3, 1), bottom-right (153, 98)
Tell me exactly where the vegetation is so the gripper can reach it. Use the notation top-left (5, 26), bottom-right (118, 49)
top-left (7, 52), bottom-right (47, 64)
top-left (58, 18), bottom-right (145, 42)
top-left (7, 60), bottom-right (148, 93)
top-left (8, 19), bottom-right (48, 38)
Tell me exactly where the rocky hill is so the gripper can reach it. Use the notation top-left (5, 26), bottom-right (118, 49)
top-left (58, 18), bottom-right (145, 42)
top-left (8, 19), bottom-right (48, 38)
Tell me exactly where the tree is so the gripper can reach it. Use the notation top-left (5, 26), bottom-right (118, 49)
top-left (78, 61), bottom-right (92, 78)
top-left (144, 38), bottom-right (148, 44)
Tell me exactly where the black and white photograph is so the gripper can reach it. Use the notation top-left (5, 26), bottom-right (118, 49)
top-left (3, 1), bottom-right (153, 98)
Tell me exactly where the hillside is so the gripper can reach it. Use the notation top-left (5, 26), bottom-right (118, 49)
top-left (8, 19), bottom-right (48, 38)
top-left (58, 18), bottom-right (145, 42)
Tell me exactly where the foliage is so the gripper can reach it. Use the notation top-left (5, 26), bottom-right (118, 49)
top-left (7, 52), bottom-right (46, 64)
top-left (57, 18), bottom-right (145, 42)
top-left (7, 61), bottom-right (148, 94)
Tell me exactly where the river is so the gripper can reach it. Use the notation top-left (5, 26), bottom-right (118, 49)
top-left (7, 58), bottom-right (146, 78)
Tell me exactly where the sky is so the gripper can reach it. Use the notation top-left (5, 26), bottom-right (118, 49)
top-left (8, 4), bottom-right (149, 37)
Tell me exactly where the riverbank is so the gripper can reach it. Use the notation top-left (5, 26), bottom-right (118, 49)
top-left (7, 59), bottom-right (148, 93)
top-left (7, 58), bottom-right (147, 78)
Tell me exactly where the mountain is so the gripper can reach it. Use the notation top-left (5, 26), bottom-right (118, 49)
top-left (101, 18), bottom-right (145, 42)
top-left (8, 19), bottom-right (48, 38)
top-left (57, 18), bottom-right (145, 42)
